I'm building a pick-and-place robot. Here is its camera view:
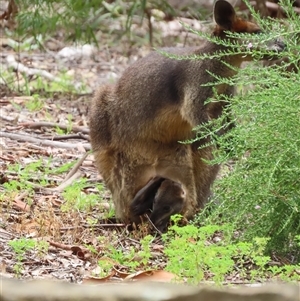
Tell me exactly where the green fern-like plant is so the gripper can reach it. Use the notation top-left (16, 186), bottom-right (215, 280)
top-left (191, 0), bottom-right (300, 260)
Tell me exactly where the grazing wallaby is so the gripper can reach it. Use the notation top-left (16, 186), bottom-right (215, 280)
top-left (89, 0), bottom-right (285, 230)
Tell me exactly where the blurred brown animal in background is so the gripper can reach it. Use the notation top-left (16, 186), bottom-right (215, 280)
top-left (89, 0), bottom-right (285, 231)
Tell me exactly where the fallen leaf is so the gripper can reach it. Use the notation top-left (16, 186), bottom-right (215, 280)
top-left (124, 270), bottom-right (178, 282)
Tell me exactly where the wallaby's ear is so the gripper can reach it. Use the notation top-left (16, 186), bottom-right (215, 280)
top-left (214, 0), bottom-right (236, 30)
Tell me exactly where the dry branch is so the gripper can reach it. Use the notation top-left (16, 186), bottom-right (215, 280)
top-left (64, 152), bottom-right (88, 182)
top-left (0, 131), bottom-right (91, 151)
top-left (5, 55), bottom-right (86, 91)
top-left (20, 122), bottom-right (90, 134)
top-left (51, 171), bottom-right (83, 192)
top-left (6, 55), bottom-right (69, 83)
top-left (51, 134), bottom-right (90, 141)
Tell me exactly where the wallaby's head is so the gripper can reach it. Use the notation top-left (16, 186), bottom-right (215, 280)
top-left (213, 0), bottom-right (285, 55)
top-left (130, 176), bottom-right (166, 218)
top-left (150, 179), bottom-right (186, 233)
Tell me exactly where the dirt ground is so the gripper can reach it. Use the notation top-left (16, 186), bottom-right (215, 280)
top-left (0, 7), bottom-right (213, 283)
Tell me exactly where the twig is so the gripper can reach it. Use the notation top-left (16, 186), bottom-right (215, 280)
top-left (13, 191), bottom-right (30, 212)
top-left (0, 131), bottom-right (91, 151)
top-left (144, 214), bottom-right (162, 235)
top-left (6, 55), bottom-right (73, 86)
top-left (64, 152), bottom-right (88, 182)
top-left (51, 133), bottom-right (90, 141)
top-left (85, 223), bottom-right (126, 228)
top-left (0, 100), bottom-right (11, 105)
top-left (95, 223), bottom-right (126, 227)
top-left (51, 171), bottom-right (83, 193)
top-left (22, 171), bottom-right (83, 194)
top-left (20, 121), bottom-right (90, 134)
top-left (60, 223), bottom-right (126, 230)
top-left (78, 132), bottom-right (90, 142)
top-left (48, 240), bottom-right (73, 250)
top-left (22, 181), bottom-right (58, 194)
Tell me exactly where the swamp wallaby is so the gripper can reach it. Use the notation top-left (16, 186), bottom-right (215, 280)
top-left (89, 0), bottom-right (285, 230)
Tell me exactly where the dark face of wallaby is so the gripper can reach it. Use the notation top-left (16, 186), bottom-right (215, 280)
top-left (89, 0), bottom-right (285, 230)
top-left (151, 179), bottom-right (186, 233)
top-left (130, 176), bottom-right (186, 232)
top-left (130, 176), bottom-right (166, 218)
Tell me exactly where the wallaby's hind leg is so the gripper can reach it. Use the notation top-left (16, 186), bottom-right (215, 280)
top-left (155, 144), bottom-right (198, 218)
top-left (109, 155), bottom-right (156, 224)
top-left (109, 144), bottom-right (198, 225)
top-left (192, 145), bottom-right (220, 208)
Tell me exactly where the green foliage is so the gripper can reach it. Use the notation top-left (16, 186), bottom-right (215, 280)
top-left (96, 258), bottom-right (115, 278)
top-left (61, 178), bottom-right (102, 212)
top-left (9, 238), bottom-right (36, 259)
top-left (14, 0), bottom-right (174, 44)
top-left (51, 161), bottom-right (77, 174)
top-left (2, 159), bottom-right (107, 215)
top-left (8, 238), bottom-right (49, 277)
top-left (163, 222), bottom-right (300, 284)
top-left (137, 234), bottom-right (153, 265)
top-left (25, 94), bottom-right (45, 111)
top-left (268, 264), bottom-right (300, 281)
top-left (191, 0), bottom-right (300, 259)
top-left (3, 160), bottom-right (48, 194)
top-left (163, 223), bottom-right (230, 283)
top-left (96, 234), bottom-right (155, 273)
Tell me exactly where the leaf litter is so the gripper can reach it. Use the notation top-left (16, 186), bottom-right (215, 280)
top-left (0, 23), bottom-right (183, 283)
top-left (1, 90), bottom-right (174, 282)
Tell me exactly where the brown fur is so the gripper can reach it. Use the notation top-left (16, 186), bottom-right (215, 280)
top-left (89, 0), bottom-right (285, 228)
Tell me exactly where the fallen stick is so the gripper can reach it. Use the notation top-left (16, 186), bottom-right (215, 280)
top-left (60, 222), bottom-right (126, 231)
top-left (51, 133), bottom-right (90, 141)
top-left (51, 170), bottom-right (83, 193)
top-left (6, 55), bottom-right (69, 84)
top-left (23, 171), bottom-right (84, 194)
top-left (19, 122), bottom-right (90, 134)
top-left (0, 131), bottom-right (91, 151)
top-left (13, 191), bottom-right (30, 212)
top-left (63, 152), bottom-right (89, 182)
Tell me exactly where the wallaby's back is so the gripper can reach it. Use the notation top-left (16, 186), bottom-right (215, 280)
top-left (91, 44), bottom-right (234, 147)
